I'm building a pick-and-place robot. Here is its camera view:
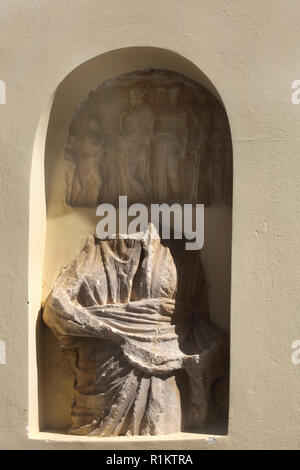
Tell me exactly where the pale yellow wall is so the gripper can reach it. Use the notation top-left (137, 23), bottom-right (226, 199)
top-left (0, 0), bottom-right (300, 449)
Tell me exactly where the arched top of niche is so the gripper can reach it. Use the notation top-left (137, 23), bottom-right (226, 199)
top-left (45, 47), bottom-right (232, 210)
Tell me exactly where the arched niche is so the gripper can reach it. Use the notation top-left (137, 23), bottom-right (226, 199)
top-left (29, 47), bottom-right (232, 437)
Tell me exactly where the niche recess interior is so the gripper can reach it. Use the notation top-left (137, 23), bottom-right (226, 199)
top-left (35, 47), bottom-right (232, 438)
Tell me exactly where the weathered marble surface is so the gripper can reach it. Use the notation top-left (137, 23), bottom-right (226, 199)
top-left (43, 226), bottom-right (227, 436)
top-left (65, 69), bottom-right (232, 207)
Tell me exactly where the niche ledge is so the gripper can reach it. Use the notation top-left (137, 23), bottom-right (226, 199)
top-left (29, 429), bottom-right (228, 447)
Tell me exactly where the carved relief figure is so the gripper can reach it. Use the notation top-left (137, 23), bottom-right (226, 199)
top-left (152, 87), bottom-right (189, 201)
top-left (206, 108), bottom-right (232, 205)
top-left (184, 109), bottom-right (208, 202)
top-left (118, 85), bottom-right (154, 200)
top-left (43, 225), bottom-right (227, 436)
top-left (66, 119), bottom-right (104, 206)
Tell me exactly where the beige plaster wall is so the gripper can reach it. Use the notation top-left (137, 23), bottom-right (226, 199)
top-left (0, 0), bottom-right (300, 449)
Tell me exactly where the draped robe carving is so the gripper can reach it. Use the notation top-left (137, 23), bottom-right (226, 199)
top-left (43, 226), bottom-right (227, 436)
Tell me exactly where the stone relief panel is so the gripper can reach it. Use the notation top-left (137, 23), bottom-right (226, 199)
top-left (43, 225), bottom-right (228, 436)
top-left (65, 70), bottom-right (232, 207)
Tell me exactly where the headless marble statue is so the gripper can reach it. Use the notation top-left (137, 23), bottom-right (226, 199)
top-left (43, 225), bottom-right (227, 436)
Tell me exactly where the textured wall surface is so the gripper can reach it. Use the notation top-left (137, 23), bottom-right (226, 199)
top-left (0, 0), bottom-right (300, 449)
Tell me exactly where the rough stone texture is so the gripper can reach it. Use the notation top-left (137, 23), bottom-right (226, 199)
top-left (65, 70), bottom-right (232, 207)
top-left (43, 225), bottom-right (227, 436)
